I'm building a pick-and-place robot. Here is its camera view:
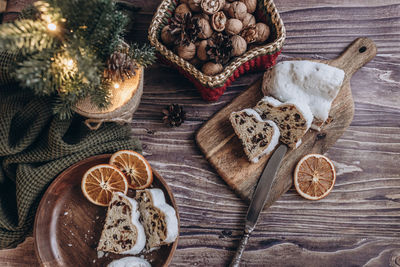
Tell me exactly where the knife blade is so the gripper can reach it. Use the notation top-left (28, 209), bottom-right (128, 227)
top-left (229, 144), bottom-right (288, 267)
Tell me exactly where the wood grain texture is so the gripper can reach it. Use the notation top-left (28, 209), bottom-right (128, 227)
top-left (1, 0), bottom-right (400, 266)
top-left (196, 38), bottom-right (376, 205)
top-left (34, 154), bottom-right (178, 267)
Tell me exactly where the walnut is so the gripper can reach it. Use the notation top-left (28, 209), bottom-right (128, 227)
top-left (197, 39), bottom-right (209, 61)
top-left (223, 2), bottom-right (231, 12)
top-left (202, 62), bottom-right (223, 75)
top-left (228, 1), bottom-right (247, 20)
top-left (240, 0), bottom-right (256, 13)
top-left (177, 43), bottom-right (196, 60)
top-left (241, 13), bottom-right (255, 28)
top-left (201, 0), bottom-right (223, 15)
top-left (241, 25), bottom-right (258, 43)
top-left (161, 25), bottom-right (176, 45)
top-left (230, 35), bottom-right (247, 56)
top-left (194, 40), bottom-right (202, 49)
top-left (175, 3), bottom-right (191, 18)
top-left (255, 22), bottom-right (270, 43)
top-left (211, 11), bottom-right (227, 32)
top-left (198, 18), bottom-right (213, 39)
top-left (220, 0), bottom-right (226, 10)
top-left (188, 0), bottom-right (202, 12)
top-left (225, 18), bottom-right (243, 35)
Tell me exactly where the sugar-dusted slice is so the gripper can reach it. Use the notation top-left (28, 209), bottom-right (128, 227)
top-left (97, 192), bottom-right (146, 255)
top-left (262, 60), bottom-right (345, 128)
top-left (254, 96), bottom-right (313, 148)
top-left (229, 108), bottom-right (280, 163)
top-left (136, 188), bottom-right (178, 250)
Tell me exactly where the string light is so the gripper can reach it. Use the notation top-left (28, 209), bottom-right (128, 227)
top-left (113, 83), bottom-right (120, 89)
top-left (67, 59), bottom-right (74, 67)
top-left (47, 23), bottom-right (57, 31)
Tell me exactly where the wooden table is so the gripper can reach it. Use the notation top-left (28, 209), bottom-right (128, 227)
top-left (1, 0), bottom-right (399, 266)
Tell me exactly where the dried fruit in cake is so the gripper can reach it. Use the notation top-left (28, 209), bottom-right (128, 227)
top-left (254, 96), bottom-right (313, 148)
top-left (81, 164), bottom-right (128, 206)
top-left (97, 193), bottom-right (146, 255)
top-left (294, 154), bottom-right (336, 200)
top-left (110, 150), bottom-right (153, 190)
top-left (229, 108), bottom-right (280, 163)
top-left (136, 189), bottom-right (179, 250)
top-left (262, 60), bottom-right (345, 129)
top-left (107, 256), bottom-right (151, 267)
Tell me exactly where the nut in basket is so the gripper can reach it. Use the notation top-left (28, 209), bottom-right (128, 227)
top-left (148, 0), bottom-right (286, 101)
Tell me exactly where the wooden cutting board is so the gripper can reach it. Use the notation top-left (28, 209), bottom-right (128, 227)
top-left (196, 38), bottom-right (377, 208)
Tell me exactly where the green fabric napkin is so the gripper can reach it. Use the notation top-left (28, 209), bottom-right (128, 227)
top-left (0, 87), bottom-right (142, 248)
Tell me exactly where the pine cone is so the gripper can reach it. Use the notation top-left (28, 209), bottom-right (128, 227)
top-left (169, 13), bottom-right (201, 46)
top-left (206, 33), bottom-right (233, 65)
top-left (162, 104), bottom-right (186, 127)
top-left (104, 51), bottom-right (137, 82)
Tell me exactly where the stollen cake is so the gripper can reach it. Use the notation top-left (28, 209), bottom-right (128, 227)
top-left (97, 192), bottom-right (146, 255)
top-left (229, 108), bottom-right (280, 163)
top-left (135, 188), bottom-right (178, 250)
top-left (254, 96), bottom-right (313, 148)
top-left (262, 60), bottom-right (345, 127)
top-left (107, 256), bottom-right (151, 267)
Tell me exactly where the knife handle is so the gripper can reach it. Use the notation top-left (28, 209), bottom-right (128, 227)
top-left (229, 226), bottom-right (253, 267)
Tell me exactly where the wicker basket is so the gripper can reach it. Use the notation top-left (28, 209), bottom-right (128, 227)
top-left (148, 0), bottom-right (286, 101)
top-left (73, 67), bottom-right (144, 130)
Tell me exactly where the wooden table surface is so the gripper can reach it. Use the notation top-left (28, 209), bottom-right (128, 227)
top-left (1, 0), bottom-right (399, 266)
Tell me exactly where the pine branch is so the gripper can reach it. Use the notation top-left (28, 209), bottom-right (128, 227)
top-left (129, 43), bottom-right (156, 68)
top-left (15, 50), bottom-right (58, 95)
top-left (52, 96), bottom-right (75, 120)
top-left (88, 2), bottom-right (128, 60)
top-left (50, 0), bottom-right (128, 61)
top-left (90, 79), bottom-right (111, 109)
top-left (0, 20), bottom-right (57, 55)
top-left (0, 0), bottom-right (148, 119)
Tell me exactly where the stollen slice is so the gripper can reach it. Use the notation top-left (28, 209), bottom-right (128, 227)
top-left (229, 108), bottom-right (280, 163)
top-left (254, 96), bottom-right (313, 148)
top-left (262, 60), bottom-right (345, 129)
top-left (135, 188), bottom-right (178, 250)
top-left (97, 192), bottom-right (146, 255)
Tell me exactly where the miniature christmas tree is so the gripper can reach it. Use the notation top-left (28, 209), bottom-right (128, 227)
top-left (0, 0), bottom-right (156, 119)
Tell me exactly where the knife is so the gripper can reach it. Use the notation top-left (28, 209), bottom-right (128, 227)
top-left (229, 144), bottom-right (288, 267)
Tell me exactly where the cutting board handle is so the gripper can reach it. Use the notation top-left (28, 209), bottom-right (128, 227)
top-left (333, 37), bottom-right (377, 76)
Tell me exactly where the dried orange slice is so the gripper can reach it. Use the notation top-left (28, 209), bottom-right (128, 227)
top-left (81, 164), bottom-right (128, 206)
top-left (109, 150), bottom-right (153, 189)
top-left (294, 154), bottom-right (336, 200)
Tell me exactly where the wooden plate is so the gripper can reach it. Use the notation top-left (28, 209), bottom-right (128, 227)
top-left (34, 154), bottom-right (179, 267)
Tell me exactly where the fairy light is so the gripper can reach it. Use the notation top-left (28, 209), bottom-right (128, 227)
top-left (67, 59), bottom-right (74, 67)
top-left (113, 83), bottom-right (120, 89)
top-left (47, 23), bottom-right (57, 31)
